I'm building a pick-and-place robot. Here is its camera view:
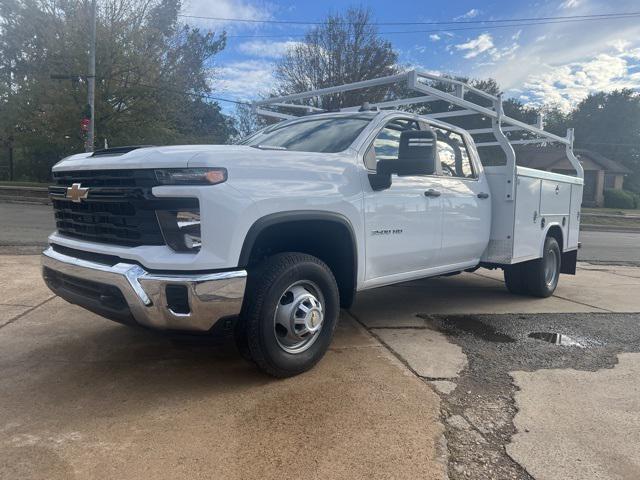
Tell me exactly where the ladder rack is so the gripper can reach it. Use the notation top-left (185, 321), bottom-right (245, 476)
top-left (252, 69), bottom-right (584, 200)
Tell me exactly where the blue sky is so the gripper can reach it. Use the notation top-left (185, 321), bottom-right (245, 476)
top-left (180, 0), bottom-right (640, 113)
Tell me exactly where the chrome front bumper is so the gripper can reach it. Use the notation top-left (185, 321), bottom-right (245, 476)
top-left (42, 247), bottom-right (247, 332)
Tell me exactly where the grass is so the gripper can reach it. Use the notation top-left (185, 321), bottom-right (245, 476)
top-left (0, 181), bottom-right (49, 188)
top-left (581, 207), bottom-right (640, 228)
top-left (582, 207), bottom-right (640, 216)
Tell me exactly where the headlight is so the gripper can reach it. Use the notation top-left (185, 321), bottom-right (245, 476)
top-left (156, 209), bottom-right (202, 252)
top-left (155, 168), bottom-right (227, 185)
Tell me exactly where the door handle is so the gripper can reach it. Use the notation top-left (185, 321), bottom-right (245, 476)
top-left (477, 192), bottom-right (490, 199)
top-left (424, 189), bottom-right (441, 198)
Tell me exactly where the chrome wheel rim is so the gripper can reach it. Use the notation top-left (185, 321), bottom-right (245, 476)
top-left (544, 248), bottom-right (558, 288)
top-left (273, 280), bottom-right (324, 354)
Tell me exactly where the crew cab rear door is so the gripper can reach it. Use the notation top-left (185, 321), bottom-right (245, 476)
top-left (428, 125), bottom-right (491, 266)
top-left (362, 117), bottom-right (443, 284)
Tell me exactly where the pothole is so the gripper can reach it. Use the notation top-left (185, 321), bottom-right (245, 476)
top-left (528, 332), bottom-right (585, 347)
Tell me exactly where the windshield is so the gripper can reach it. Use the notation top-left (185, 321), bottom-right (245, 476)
top-left (241, 115), bottom-right (373, 153)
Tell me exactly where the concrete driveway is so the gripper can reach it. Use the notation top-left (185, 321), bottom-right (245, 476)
top-left (1, 255), bottom-right (640, 479)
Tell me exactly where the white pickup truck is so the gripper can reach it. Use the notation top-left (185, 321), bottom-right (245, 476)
top-left (42, 71), bottom-right (584, 377)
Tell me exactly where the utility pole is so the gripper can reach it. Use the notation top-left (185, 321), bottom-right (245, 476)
top-left (86, 0), bottom-right (96, 152)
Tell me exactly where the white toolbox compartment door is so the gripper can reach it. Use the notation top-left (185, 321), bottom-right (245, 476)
top-left (513, 176), bottom-right (542, 261)
top-left (540, 180), bottom-right (571, 216)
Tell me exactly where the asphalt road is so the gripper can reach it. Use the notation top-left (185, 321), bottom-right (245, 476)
top-left (578, 230), bottom-right (640, 264)
top-left (1, 202), bottom-right (639, 263)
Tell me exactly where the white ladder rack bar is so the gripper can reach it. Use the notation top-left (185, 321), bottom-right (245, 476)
top-left (254, 108), bottom-right (296, 121)
top-left (340, 95), bottom-right (439, 112)
top-left (253, 72), bottom-right (408, 106)
top-left (476, 138), bottom-right (559, 147)
top-left (427, 109), bottom-right (477, 119)
top-left (268, 103), bottom-right (325, 112)
top-left (467, 126), bottom-right (524, 134)
top-left (252, 69), bottom-right (584, 185)
top-left (416, 70), bottom-right (499, 102)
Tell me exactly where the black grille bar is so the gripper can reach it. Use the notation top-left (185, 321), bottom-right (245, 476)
top-left (50, 169), bottom-right (197, 247)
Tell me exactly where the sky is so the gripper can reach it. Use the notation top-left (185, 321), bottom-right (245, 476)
top-left (179, 0), bottom-right (640, 113)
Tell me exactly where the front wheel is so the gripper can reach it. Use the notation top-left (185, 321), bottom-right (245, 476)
top-left (241, 252), bottom-right (339, 378)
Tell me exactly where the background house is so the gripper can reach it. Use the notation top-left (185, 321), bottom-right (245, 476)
top-left (514, 145), bottom-right (632, 207)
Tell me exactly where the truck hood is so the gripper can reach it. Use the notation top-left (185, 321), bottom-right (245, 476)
top-left (52, 144), bottom-right (350, 172)
top-left (52, 145), bottom-right (242, 171)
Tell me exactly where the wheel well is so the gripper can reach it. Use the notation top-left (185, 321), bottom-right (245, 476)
top-left (546, 225), bottom-right (564, 252)
top-left (240, 217), bottom-right (357, 308)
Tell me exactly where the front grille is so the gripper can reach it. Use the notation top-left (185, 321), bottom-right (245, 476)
top-left (50, 169), bottom-right (197, 247)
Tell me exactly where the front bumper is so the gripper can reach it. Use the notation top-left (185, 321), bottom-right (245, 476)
top-left (41, 247), bottom-right (247, 332)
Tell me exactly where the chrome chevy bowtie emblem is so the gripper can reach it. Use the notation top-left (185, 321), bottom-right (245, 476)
top-left (66, 183), bottom-right (89, 203)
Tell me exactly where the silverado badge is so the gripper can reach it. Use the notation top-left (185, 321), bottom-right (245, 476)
top-left (66, 183), bottom-right (89, 203)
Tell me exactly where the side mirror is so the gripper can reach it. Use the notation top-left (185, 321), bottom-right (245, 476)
top-left (368, 129), bottom-right (437, 190)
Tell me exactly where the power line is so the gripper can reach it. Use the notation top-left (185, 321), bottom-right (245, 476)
top-left (219, 14), bottom-right (640, 39)
top-left (136, 83), bottom-right (250, 105)
top-left (178, 10), bottom-right (640, 26)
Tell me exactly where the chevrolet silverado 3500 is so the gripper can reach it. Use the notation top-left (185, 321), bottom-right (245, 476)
top-left (42, 71), bottom-right (584, 377)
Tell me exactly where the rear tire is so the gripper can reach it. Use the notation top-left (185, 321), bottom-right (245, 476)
top-left (503, 236), bottom-right (561, 298)
top-left (504, 263), bottom-right (529, 295)
top-left (241, 252), bottom-right (339, 378)
top-left (526, 236), bottom-right (561, 298)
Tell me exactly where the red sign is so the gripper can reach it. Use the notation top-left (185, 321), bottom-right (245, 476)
top-left (80, 118), bottom-right (90, 132)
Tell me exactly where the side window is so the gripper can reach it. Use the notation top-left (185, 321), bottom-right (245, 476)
top-left (365, 119), bottom-right (420, 170)
top-left (434, 128), bottom-right (476, 179)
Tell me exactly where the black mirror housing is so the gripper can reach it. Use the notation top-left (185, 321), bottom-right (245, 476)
top-left (368, 128), bottom-right (438, 191)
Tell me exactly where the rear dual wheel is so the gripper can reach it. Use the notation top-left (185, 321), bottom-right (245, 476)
top-left (235, 252), bottom-right (339, 378)
top-left (504, 236), bottom-right (561, 298)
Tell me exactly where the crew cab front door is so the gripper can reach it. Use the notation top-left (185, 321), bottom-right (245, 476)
top-left (363, 118), bottom-right (443, 285)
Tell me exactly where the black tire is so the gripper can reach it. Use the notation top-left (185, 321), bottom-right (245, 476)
top-left (526, 236), bottom-right (561, 298)
top-left (503, 262), bottom-right (529, 295)
top-left (233, 316), bottom-right (253, 363)
top-left (241, 252), bottom-right (339, 378)
top-left (503, 236), bottom-right (562, 298)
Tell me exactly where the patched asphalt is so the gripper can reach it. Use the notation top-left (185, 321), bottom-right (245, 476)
top-left (419, 312), bottom-right (640, 479)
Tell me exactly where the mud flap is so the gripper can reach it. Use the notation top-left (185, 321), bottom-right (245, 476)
top-left (560, 249), bottom-right (577, 275)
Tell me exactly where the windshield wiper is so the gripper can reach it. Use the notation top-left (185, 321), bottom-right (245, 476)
top-left (252, 144), bottom-right (288, 151)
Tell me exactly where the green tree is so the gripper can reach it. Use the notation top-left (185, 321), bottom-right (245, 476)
top-left (570, 90), bottom-right (640, 192)
top-left (0, 0), bottom-right (235, 181)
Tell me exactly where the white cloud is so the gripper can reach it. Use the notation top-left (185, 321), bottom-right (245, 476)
top-left (608, 39), bottom-right (632, 53)
top-left (429, 34), bottom-right (441, 42)
top-left (455, 33), bottom-right (494, 59)
top-left (512, 30), bottom-right (522, 41)
top-left (237, 40), bottom-right (302, 58)
top-left (560, 0), bottom-right (581, 8)
top-left (455, 9), bottom-right (481, 20)
top-left (521, 51), bottom-right (640, 111)
top-left (182, 0), bottom-right (272, 28)
top-left (491, 43), bottom-right (520, 60)
top-left (214, 60), bottom-right (276, 100)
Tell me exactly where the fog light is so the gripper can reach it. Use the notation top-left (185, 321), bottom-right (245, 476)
top-left (157, 210), bottom-right (201, 252)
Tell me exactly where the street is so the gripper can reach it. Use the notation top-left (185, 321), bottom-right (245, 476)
top-left (1, 202), bottom-right (639, 264)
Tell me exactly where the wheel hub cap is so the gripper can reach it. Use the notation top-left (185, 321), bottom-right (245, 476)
top-left (274, 282), bottom-right (324, 354)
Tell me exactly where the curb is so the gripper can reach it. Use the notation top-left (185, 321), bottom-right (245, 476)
top-left (0, 185), bottom-right (51, 205)
top-left (580, 224), bottom-right (640, 234)
top-left (0, 197), bottom-right (50, 205)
